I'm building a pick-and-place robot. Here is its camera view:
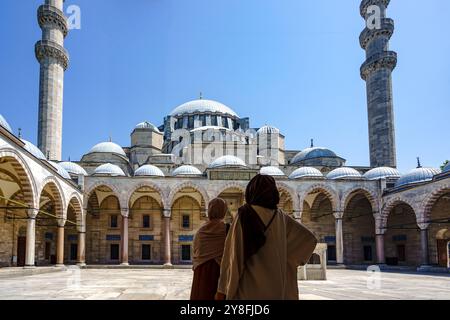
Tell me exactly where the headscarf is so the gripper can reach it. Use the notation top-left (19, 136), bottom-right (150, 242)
top-left (239, 174), bottom-right (280, 263)
top-left (192, 198), bottom-right (229, 270)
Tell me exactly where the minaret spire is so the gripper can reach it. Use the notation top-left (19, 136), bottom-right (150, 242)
top-left (35, 0), bottom-right (69, 161)
top-left (360, 0), bottom-right (397, 168)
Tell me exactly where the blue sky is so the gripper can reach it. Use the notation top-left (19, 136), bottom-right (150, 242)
top-left (0, 0), bottom-right (449, 172)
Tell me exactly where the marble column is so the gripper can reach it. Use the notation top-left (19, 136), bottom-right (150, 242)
top-left (56, 223), bottom-right (65, 266)
top-left (25, 209), bottom-right (38, 268)
top-left (334, 212), bottom-right (344, 264)
top-left (163, 209), bottom-right (172, 266)
top-left (420, 227), bottom-right (430, 266)
top-left (77, 231), bottom-right (86, 266)
top-left (375, 234), bottom-right (386, 264)
top-left (120, 209), bottom-right (129, 265)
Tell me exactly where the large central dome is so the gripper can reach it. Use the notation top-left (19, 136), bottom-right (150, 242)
top-left (170, 99), bottom-right (238, 118)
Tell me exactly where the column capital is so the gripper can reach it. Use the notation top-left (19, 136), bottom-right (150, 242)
top-left (418, 223), bottom-right (430, 231)
top-left (57, 218), bottom-right (66, 227)
top-left (333, 211), bottom-right (344, 219)
top-left (163, 208), bottom-right (171, 218)
top-left (293, 210), bottom-right (302, 219)
top-left (27, 209), bottom-right (39, 219)
top-left (120, 208), bottom-right (129, 218)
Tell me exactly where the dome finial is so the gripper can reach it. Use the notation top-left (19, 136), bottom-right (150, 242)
top-left (109, 135), bottom-right (112, 142)
top-left (417, 157), bottom-right (422, 168)
top-left (199, 92), bottom-right (203, 100)
top-left (18, 128), bottom-right (22, 138)
top-left (310, 139), bottom-right (314, 148)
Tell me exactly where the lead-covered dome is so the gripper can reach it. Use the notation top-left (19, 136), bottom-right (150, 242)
top-left (59, 161), bottom-right (88, 176)
top-left (208, 155), bottom-right (247, 169)
top-left (363, 167), bottom-right (401, 180)
top-left (289, 167), bottom-right (323, 179)
top-left (135, 165), bottom-right (165, 177)
top-left (135, 121), bottom-right (160, 133)
top-left (93, 163), bottom-right (126, 177)
top-left (327, 167), bottom-right (362, 180)
top-left (257, 125), bottom-right (280, 135)
top-left (87, 142), bottom-right (127, 157)
top-left (291, 147), bottom-right (339, 165)
top-left (260, 166), bottom-right (285, 176)
top-left (395, 167), bottom-right (441, 187)
top-left (21, 139), bottom-right (46, 160)
top-left (48, 161), bottom-right (71, 179)
top-left (0, 114), bottom-right (12, 132)
top-left (170, 99), bottom-right (238, 117)
top-left (172, 165), bottom-right (202, 176)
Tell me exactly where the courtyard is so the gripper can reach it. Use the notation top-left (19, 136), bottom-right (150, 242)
top-left (0, 268), bottom-right (448, 300)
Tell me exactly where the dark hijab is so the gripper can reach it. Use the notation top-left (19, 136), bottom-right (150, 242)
top-left (239, 174), bottom-right (280, 263)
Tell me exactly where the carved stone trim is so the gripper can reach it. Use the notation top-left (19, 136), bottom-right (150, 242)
top-left (35, 40), bottom-right (69, 70)
top-left (359, 18), bottom-right (394, 50)
top-left (360, 0), bottom-right (390, 18)
top-left (360, 51), bottom-right (397, 80)
top-left (38, 5), bottom-right (68, 38)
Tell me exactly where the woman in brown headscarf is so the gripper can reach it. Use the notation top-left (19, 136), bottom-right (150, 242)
top-left (216, 174), bottom-right (318, 300)
top-left (190, 198), bottom-right (229, 300)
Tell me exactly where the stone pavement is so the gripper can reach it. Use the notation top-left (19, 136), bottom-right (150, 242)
top-left (0, 268), bottom-right (448, 300)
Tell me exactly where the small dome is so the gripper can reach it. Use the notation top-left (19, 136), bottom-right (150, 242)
top-left (395, 167), bottom-right (441, 187)
top-left (444, 162), bottom-right (450, 173)
top-left (48, 161), bottom-right (72, 179)
top-left (327, 167), bottom-right (362, 180)
top-left (172, 165), bottom-right (202, 176)
top-left (21, 139), bottom-right (46, 160)
top-left (59, 162), bottom-right (88, 176)
top-left (364, 167), bottom-right (401, 180)
top-left (170, 99), bottom-right (238, 117)
top-left (260, 166), bottom-right (285, 176)
top-left (93, 163), bottom-right (126, 177)
top-left (0, 114), bottom-right (12, 132)
top-left (208, 155), bottom-right (247, 169)
top-left (135, 165), bottom-right (165, 177)
top-left (291, 147), bottom-right (338, 165)
top-left (88, 142), bottom-right (126, 157)
top-left (289, 167), bottom-right (324, 179)
top-left (257, 125), bottom-right (280, 135)
top-left (135, 121), bottom-right (160, 133)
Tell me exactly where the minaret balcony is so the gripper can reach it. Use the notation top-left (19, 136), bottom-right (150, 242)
top-left (360, 0), bottom-right (391, 18)
top-left (359, 18), bottom-right (394, 50)
top-left (35, 40), bottom-right (69, 70)
top-left (38, 4), bottom-right (68, 38)
top-left (360, 51), bottom-right (397, 80)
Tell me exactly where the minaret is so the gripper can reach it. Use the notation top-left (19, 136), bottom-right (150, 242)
top-left (35, 0), bottom-right (69, 161)
top-left (360, 0), bottom-right (397, 168)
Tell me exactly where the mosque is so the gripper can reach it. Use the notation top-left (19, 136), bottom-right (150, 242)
top-left (0, 0), bottom-right (449, 270)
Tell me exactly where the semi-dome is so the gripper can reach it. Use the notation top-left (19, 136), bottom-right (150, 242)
top-left (170, 99), bottom-right (238, 117)
top-left (327, 167), bottom-right (362, 180)
top-left (88, 142), bottom-right (127, 157)
top-left (208, 155), bottom-right (247, 169)
top-left (364, 167), bottom-right (401, 180)
top-left (260, 166), bottom-right (285, 176)
top-left (172, 165), bottom-right (202, 176)
top-left (0, 114), bottom-right (12, 132)
top-left (395, 167), bottom-right (441, 187)
top-left (48, 161), bottom-right (71, 179)
top-left (134, 165), bottom-right (165, 177)
top-left (291, 147), bottom-right (338, 165)
top-left (59, 161), bottom-right (88, 176)
top-left (21, 139), bottom-right (46, 160)
top-left (257, 125), bottom-right (280, 135)
top-left (93, 163), bottom-right (126, 177)
top-left (444, 162), bottom-right (450, 173)
top-left (289, 167), bottom-right (324, 179)
top-left (135, 121), bottom-right (160, 133)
